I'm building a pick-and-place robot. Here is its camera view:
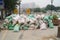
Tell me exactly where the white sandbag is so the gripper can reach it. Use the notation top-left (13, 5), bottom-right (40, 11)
top-left (58, 18), bottom-right (60, 20)
top-left (13, 14), bottom-right (20, 21)
top-left (40, 20), bottom-right (47, 30)
top-left (12, 20), bottom-right (17, 25)
top-left (30, 19), bottom-right (34, 24)
top-left (29, 24), bottom-right (35, 30)
top-left (26, 18), bottom-right (30, 22)
top-left (22, 15), bottom-right (27, 18)
top-left (12, 15), bottom-right (20, 22)
top-left (41, 14), bottom-right (45, 19)
top-left (12, 18), bottom-right (18, 25)
top-left (20, 18), bottom-right (25, 23)
top-left (36, 14), bottom-right (41, 19)
top-left (29, 18), bottom-right (36, 24)
top-left (5, 19), bottom-right (9, 23)
top-left (12, 15), bottom-right (20, 24)
top-left (18, 19), bottom-right (21, 24)
top-left (20, 14), bottom-right (27, 19)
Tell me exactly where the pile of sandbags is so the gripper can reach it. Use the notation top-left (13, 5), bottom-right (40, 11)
top-left (3, 14), bottom-right (54, 31)
top-left (43, 15), bottom-right (54, 28)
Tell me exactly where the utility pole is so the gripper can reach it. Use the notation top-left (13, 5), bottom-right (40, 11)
top-left (19, 0), bottom-right (21, 15)
top-left (16, 0), bottom-right (21, 15)
top-left (51, 0), bottom-right (53, 15)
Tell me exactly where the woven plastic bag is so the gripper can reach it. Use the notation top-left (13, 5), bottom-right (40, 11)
top-left (28, 14), bottom-right (35, 20)
top-left (8, 22), bottom-right (14, 30)
top-left (29, 24), bottom-right (35, 30)
top-left (13, 24), bottom-right (20, 32)
top-left (43, 16), bottom-right (49, 21)
top-left (49, 15), bottom-right (53, 20)
top-left (6, 16), bottom-right (12, 23)
top-left (3, 23), bottom-right (8, 29)
top-left (41, 14), bottom-right (45, 19)
top-left (48, 22), bottom-right (54, 28)
top-left (40, 20), bottom-right (47, 30)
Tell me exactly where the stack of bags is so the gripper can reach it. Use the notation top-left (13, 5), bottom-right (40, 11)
top-left (3, 14), bottom-right (54, 31)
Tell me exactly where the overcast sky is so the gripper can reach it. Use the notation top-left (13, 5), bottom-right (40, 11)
top-left (21, 0), bottom-right (60, 8)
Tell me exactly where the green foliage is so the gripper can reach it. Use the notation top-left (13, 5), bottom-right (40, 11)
top-left (34, 8), bottom-right (41, 12)
top-left (45, 4), bottom-right (60, 11)
top-left (4, 0), bottom-right (18, 11)
top-left (41, 9), bottom-right (46, 13)
top-left (45, 4), bottom-right (55, 11)
top-left (55, 7), bottom-right (60, 11)
top-left (53, 15), bottom-right (58, 20)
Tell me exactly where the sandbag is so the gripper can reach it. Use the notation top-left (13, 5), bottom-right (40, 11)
top-left (20, 18), bottom-right (25, 23)
top-left (3, 23), bottom-right (8, 29)
top-left (23, 26), bottom-right (29, 30)
top-left (49, 15), bottom-right (53, 20)
top-left (43, 16), bottom-right (49, 21)
top-left (14, 24), bottom-right (20, 32)
top-left (20, 24), bottom-right (29, 30)
top-left (36, 14), bottom-right (41, 19)
top-left (12, 15), bottom-right (20, 24)
top-left (40, 20), bottom-right (47, 30)
top-left (6, 16), bottom-right (12, 23)
top-left (8, 22), bottom-right (14, 30)
top-left (13, 14), bottom-right (20, 21)
top-left (28, 14), bottom-right (35, 20)
top-left (26, 18), bottom-right (30, 22)
top-left (41, 14), bottom-right (45, 19)
top-left (48, 22), bottom-right (54, 28)
top-left (20, 14), bottom-right (27, 18)
top-left (5, 19), bottom-right (9, 23)
top-left (29, 24), bottom-right (36, 30)
top-left (10, 14), bottom-right (16, 17)
top-left (12, 20), bottom-right (17, 25)
top-left (6, 16), bottom-right (12, 19)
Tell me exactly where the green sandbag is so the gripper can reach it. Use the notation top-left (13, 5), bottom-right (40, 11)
top-left (19, 26), bottom-right (22, 30)
top-left (28, 14), bottom-right (35, 20)
top-left (8, 23), bottom-right (14, 30)
top-left (9, 18), bottom-right (12, 22)
top-left (48, 20), bottom-right (52, 23)
top-left (6, 16), bottom-right (13, 22)
top-left (10, 14), bottom-right (16, 17)
top-left (49, 15), bottom-right (53, 20)
top-left (14, 24), bottom-right (20, 32)
top-left (23, 26), bottom-right (29, 30)
top-left (48, 22), bottom-right (54, 28)
top-left (19, 25), bottom-right (22, 30)
top-left (6, 16), bottom-right (12, 19)
top-left (43, 16), bottom-right (49, 21)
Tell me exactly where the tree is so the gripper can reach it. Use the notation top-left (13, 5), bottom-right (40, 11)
top-left (41, 9), bottom-right (46, 13)
top-left (3, 0), bottom-right (18, 16)
top-left (55, 7), bottom-right (60, 11)
top-left (34, 8), bottom-right (41, 12)
top-left (45, 4), bottom-right (55, 11)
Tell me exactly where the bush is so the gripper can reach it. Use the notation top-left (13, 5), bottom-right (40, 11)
top-left (53, 15), bottom-right (58, 20)
top-left (41, 10), bottom-right (46, 13)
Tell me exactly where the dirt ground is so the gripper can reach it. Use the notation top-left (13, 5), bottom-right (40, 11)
top-left (0, 26), bottom-right (58, 40)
